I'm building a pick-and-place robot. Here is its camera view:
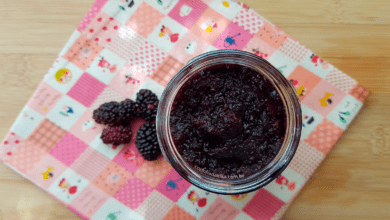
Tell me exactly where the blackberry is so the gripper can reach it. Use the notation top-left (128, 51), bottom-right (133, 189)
top-left (93, 101), bottom-right (120, 125)
top-left (135, 122), bottom-right (161, 161)
top-left (117, 99), bottom-right (139, 125)
top-left (101, 125), bottom-right (133, 146)
top-left (136, 89), bottom-right (159, 122)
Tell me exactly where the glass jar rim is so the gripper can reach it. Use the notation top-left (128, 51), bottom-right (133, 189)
top-left (156, 50), bottom-right (302, 194)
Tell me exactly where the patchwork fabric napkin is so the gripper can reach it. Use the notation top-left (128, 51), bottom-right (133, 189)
top-left (0, 0), bottom-right (370, 219)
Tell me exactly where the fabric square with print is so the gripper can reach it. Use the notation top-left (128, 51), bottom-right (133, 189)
top-left (242, 189), bottom-right (284, 220)
top-left (264, 168), bottom-right (306, 203)
top-left (44, 58), bottom-right (84, 94)
top-left (25, 154), bottom-right (68, 189)
top-left (92, 161), bottom-right (133, 196)
top-left (169, 31), bottom-right (210, 64)
top-left (254, 21), bottom-right (291, 49)
top-left (82, 11), bottom-right (122, 47)
top-left (108, 64), bottom-right (147, 98)
top-left (49, 133), bottom-right (88, 167)
top-left (209, 0), bottom-right (241, 20)
top-left (177, 185), bottom-right (218, 218)
top-left (69, 183), bottom-right (110, 219)
top-left (27, 82), bottom-right (63, 117)
top-left (105, 26), bottom-right (146, 61)
top-left (149, 55), bottom-right (185, 87)
top-left (92, 198), bottom-right (143, 220)
top-left (127, 41), bottom-right (167, 76)
top-left (126, 2), bottom-right (166, 38)
top-left (288, 141), bottom-right (325, 180)
top-left (134, 158), bottom-right (173, 187)
top-left (46, 95), bottom-right (87, 130)
top-left (70, 147), bottom-right (111, 181)
top-left (162, 205), bottom-right (196, 220)
top-left (200, 197), bottom-right (240, 220)
top-left (189, 7), bottom-right (231, 45)
top-left (63, 35), bottom-right (103, 70)
top-left (147, 16), bottom-right (188, 53)
top-left (10, 106), bottom-right (44, 139)
top-left (213, 21), bottom-right (253, 50)
top-left (325, 68), bottom-right (358, 93)
top-left (243, 36), bottom-right (276, 60)
top-left (327, 95), bottom-right (363, 130)
top-left (0, 132), bottom-right (25, 162)
top-left (113, 177), bottom-right (154, 210)
top-left (48, 168), bottom-right (89, 204)
top-left (302, 79), bottom-right (347, 117)
top-left (156, 169), bottom-right (192, 202)
top-left (287, 66), bottom-right (322, 102)
top-left (278, 38), bottom-right (309, 63)
top-left (168, 0), bottom-right (208, 29)
top-left (67, 73), bottom-right (106, 107)
top-left (87, 49), bottom-right (127, 85)
top-left (267, 50), bottom-right (299, 78)
top-left (136, 191), bottom-right (175, 220)
top-left (233, 7), bottom-right (266, 34)
top-left (304, 118), bottom-right (344, 155)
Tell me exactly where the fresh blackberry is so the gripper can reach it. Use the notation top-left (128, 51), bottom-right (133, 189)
top-left (93, 101), bottom-right (120, 125)
top-left (136, 89), bottom-right (159, 122)
top-left (101, 125), bottom-right (133, 146)
top-left (135, 122), bottom-right (161, 161)
top-left (117, 99), bottom-right (139, 125)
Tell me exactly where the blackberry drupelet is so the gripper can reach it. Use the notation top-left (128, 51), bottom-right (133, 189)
top-left (92, 101), bottom-right (121, 125)
top-left (101, 125), bottom-right (133, 146)
top-left (136, 89), bottom-right (159, 122)
top-left (117, 99), bottom-right (139, 125)
top-left (135, 122), bottom-right (161, 161)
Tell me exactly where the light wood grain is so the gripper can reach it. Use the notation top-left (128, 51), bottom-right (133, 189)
top-left (0, 0), bottom-right (389, 219)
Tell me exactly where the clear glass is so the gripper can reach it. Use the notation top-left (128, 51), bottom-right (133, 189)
top-left (156, 50), bottom-right (302, 195)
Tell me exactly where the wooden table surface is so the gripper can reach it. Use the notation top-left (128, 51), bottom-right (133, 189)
top-left (0, 0), bottom-right (389, 219)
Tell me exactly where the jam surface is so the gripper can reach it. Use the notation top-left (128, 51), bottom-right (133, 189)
top-left (170, 64), bottom-right (286, 179)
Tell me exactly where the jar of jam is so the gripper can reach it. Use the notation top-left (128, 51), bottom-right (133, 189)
top-left (156, 50), bottom-right (301, 194)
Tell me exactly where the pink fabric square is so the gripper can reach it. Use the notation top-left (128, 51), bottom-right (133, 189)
top-left (71, 148), bottom-right (111, 181)
top-left (49, 133), bottom-right (88, 166)
top-left (113, 177), bottom-right (154, 210)
top-left (243, 189), bottom-right (285, 220)
top-left (127, 41), bottom-right (167, 76)
top-left (69, 184), bottom-right (110, 218)
top-left (243, 36), bottom-right (276, 60)
top-left (27, 82), bottom-right (63, 116)
top-left (200, 197), bottom-right (240, 220)
top-left (168, 0), bottom-right (208, 29)
top-left (82, 11), bottom-right (122, 47)
top-left (108, 64), bottom-right (146, 98)
top-left (112, 118), bottom-right (146, 173)
top-left (77, 0), bottom-right (109, 32)
top-left (156, 169), bottom-right (191, 202)
top-left (0, 132), bottom-right (25, 161)
top-left (213, 22), bottom-right (254, 50)
top-left (67, 73), bottom-right (106, 107)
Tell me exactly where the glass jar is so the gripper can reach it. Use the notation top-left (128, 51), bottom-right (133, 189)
top-left (156, 50), bottom-right (302, 194)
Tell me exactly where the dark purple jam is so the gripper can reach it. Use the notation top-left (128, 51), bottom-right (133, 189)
top-left (170, 64), bottom-right (286, 179)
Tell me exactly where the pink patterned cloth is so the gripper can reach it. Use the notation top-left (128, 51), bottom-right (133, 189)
top-left (0, 0), bottom-right (370, 219)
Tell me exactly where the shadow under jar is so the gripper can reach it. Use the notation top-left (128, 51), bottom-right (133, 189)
top-left (156, 50), bottom-right (302, 195)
